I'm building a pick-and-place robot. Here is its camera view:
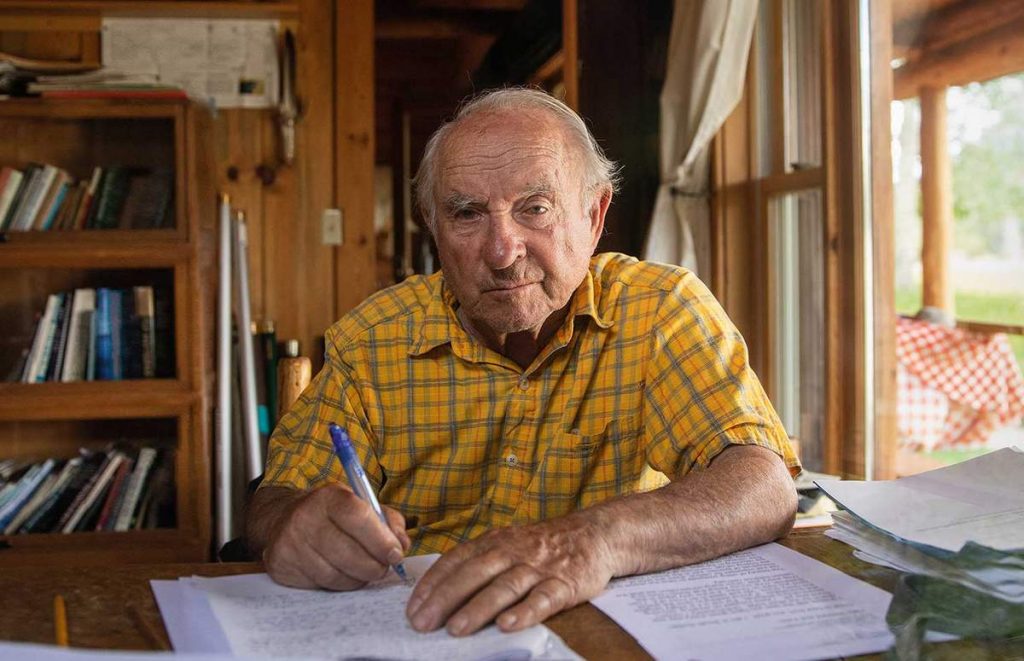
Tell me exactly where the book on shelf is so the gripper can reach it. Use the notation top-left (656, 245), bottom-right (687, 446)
top-left (118, 168), bottom-right (174, 230)
top-left (60, 450), bottom-right (126, 533)
top-left (0, 445), bottom-right (173, 536)
top-left (44, 292), bottom-right (73, 382)
top-left (3, 471), bottom-right (58, 535)
top-left (95, 456), bottom-right (133, 531)
top-left (135, 287), bottom-right (157, 378)
top-left (113, 446), bottom-right (158, 532)
top-left (0, 162), bottom-right (174, 232)
top-left (8, 163), bottom-right (56, 231)
top-left (0, 459), bottom-right (56, 530)
top-left (73, 167), bottom-right (103, 230)
top-left (0, 167), bottom-right (24, 224)
top-left (0, 164), bottom-right (37, 230)
top-left (21, 292), bottom-right (65, 383)
top-left (33, 169), bottom-right (71, 231)
top-left (12, 286), bottom-right (171, 384)
top-left (94, 288), bottom-right (114, 380)
top-left (60, 288), bottom-right (96, 382)
top-left (25, 69), bottom-right (186, 100)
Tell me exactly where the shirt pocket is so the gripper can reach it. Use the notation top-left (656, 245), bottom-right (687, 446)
top-left (529, 418), bottom-right (645, 518)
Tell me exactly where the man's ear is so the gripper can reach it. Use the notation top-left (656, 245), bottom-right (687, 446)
top-left (587, 185), bottom-right (612, 251)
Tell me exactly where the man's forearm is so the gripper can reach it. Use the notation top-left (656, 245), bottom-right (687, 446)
top-left (245, 485), bottom-right (306, 555)
top-left (572, 444), bottom-right (797, 578)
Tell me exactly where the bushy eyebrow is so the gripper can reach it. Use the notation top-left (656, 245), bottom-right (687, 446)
top-left (442, 192), bottom-right (482, 215)
top-left (442, 184), bottom-right (557, 215)
top-left (520, 183), bottom-right (556, 200)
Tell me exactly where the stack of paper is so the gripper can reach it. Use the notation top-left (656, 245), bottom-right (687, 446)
top-left (816, 447), bottom-right (1024, 601)
top-left (151, 554), bottom-right (580, 660)
top-left (590, 542), bottom-right (933, 660)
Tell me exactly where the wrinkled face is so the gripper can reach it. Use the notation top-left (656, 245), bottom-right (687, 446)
top-left (433, 110), bottom-right (607, 338)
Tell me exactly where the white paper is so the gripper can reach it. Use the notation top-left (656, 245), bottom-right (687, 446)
top-left (591, 543), bottom-right (899, 661)
top-left (102, 18), bottom-right (279, 108)
top-left (826, 510), bottom-right (1024, 602)
top-left (151, 579), bottom-right (232, 654)
top-left (155, 554), bottom-right (580, 661)
top-left (816, 447), bottom-right (1024, 553)
top-left (0, 640), bottom-right (255, 660)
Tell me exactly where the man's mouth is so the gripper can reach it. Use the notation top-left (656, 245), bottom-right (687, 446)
top-left (485, 282), bottom-right (536, 292)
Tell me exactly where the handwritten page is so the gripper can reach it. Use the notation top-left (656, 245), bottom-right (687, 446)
top-left (184, 555), bottom-right (580, 660)
top-left (591, 543), bottom-right (900, 661)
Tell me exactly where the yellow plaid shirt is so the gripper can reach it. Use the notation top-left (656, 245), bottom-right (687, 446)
top-left (263, 252), bottom-right (799, 554)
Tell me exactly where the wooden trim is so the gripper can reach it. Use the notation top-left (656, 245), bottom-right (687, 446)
top-left (334, 0), bottom-right (377, 317)
top-left (821, 0), bottom-right (843, 476)
top-left (0, 241), bottom-right (190, 267)
top-left (957, 320), bottom-right (1024, 336)
top-left (528, 49), bottom-right (565, 85)
top-left (770, 0), bottom-right (786, 175)
top-left (0, 98), bottom-right (185, 119)
top-left (893, 17), bottom-right (1024, 99)
top-left (561, 0), bottom-right (578, 110)
top-left (759, 166), bottom-right (824, 195)
top-left (893, 0), bottom-right (1024, 62)
top-left (868, 0), bottom-right (897, 481)
top-left (919, 85), bottom-right (954, 313)
top-left (0, 12), bottom-right (99, 30)
top-left (0, 381), bottom-right (194, 421)
top-left (0, 2), bottom-right (299, 19)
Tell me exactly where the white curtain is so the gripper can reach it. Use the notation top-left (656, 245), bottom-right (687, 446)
top-left (642, 0), bottom-right (759, 277)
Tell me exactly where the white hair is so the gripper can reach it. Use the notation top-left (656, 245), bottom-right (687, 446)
top-left (413, 88), bottom-right (620, 232)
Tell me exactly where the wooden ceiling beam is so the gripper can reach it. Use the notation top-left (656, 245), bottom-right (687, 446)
top-left (411, 0), bottom-right (526, 10)
top-left (893, 0), bottom-right (1024, 61)
top-left (893, 16), bottom-right (1024, 99)
top-left (376, 17), bottom-right (500, 39)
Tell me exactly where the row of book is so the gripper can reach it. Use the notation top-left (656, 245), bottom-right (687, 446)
top-left (17, 286), bottom-right (174, 384)
top-left (0, 164), bottom-right (174, 232)
top-left (0, 53), bottom-right (187, 99)
top-left (0, 446), bottom-right (174, 535)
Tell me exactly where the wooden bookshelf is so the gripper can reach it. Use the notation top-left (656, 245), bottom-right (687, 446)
top-left (0, 97), bottom-right (216, 566)
top-left (0, 1), bottom-right (299, 20)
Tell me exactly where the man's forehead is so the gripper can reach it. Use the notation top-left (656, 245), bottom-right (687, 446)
top-left (438, 111), bottom-right (577, 191)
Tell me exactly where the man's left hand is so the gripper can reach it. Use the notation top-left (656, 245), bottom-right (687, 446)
top-left (406, 514), bottom-right (615, 636)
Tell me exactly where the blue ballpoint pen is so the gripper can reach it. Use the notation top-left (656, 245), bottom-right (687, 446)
top-left (328, 423), bottom-right (411, 583)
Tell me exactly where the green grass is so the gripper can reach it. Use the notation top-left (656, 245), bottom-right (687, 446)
top-left (923, 448), bottom-right (993, 466)
top-left (895, 288), bottom-right (1024, 370)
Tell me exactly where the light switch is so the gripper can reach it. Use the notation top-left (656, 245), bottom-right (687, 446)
top-left (322, 208), bottom-right (343, 245)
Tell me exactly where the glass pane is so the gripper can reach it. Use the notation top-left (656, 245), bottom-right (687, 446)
top-left (770, 189), bottom-right (826, 470)
top-left (782, 0), bottom-right (823, 170)
top-left (890, 73), bottom-right (1024, 475)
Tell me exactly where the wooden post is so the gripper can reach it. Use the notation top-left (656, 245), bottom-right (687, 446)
top-left (919, 85), bottom-right (955, 314)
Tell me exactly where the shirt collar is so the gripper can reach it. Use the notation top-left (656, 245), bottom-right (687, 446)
top-left (409, 266), bottom-right (614, 357)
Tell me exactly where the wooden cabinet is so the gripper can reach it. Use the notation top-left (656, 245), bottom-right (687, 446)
top-left (0, 98), bottom-right (216, 566)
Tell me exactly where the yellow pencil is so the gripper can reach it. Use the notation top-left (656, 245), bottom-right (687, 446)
top-left (53, 595), bottom-right (68, 647)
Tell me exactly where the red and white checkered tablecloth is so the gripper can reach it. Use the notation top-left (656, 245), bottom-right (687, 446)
top-left (897, 316), bottom-right (1024, 449)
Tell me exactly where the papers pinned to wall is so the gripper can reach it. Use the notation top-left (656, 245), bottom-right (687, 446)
top-left (101, 18), bottom-right (280, 108)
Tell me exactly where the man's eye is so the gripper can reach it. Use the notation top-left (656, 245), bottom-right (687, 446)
top-left (526, 205), bottom-right (548, 215)
top-left (453, 209), bottom-right (479, 220)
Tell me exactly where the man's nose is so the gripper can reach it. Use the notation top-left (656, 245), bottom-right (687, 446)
top-left (482, 215), bottom-right (526, 271)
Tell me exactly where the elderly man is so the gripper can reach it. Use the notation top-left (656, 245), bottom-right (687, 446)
top-left (247, 88), bottom-right (799, 637)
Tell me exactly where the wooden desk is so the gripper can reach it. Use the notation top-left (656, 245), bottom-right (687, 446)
top-left (0, 530), bottom-right (1016, 659)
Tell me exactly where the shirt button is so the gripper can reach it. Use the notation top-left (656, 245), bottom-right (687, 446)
top-left (518, 378), bottom-right (529, 390)
top-left (506, 453), bottom-right (518, 466)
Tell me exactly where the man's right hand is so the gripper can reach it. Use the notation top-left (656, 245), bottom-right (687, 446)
top-left (250, 485), bottom-right (411, 591)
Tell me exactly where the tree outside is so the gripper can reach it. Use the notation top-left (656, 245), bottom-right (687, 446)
top-left (891, 73), bottom-right (1024, 465)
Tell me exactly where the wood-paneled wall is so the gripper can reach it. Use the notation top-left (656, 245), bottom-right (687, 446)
top-left (1, 0), bottom-right (378, 373)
